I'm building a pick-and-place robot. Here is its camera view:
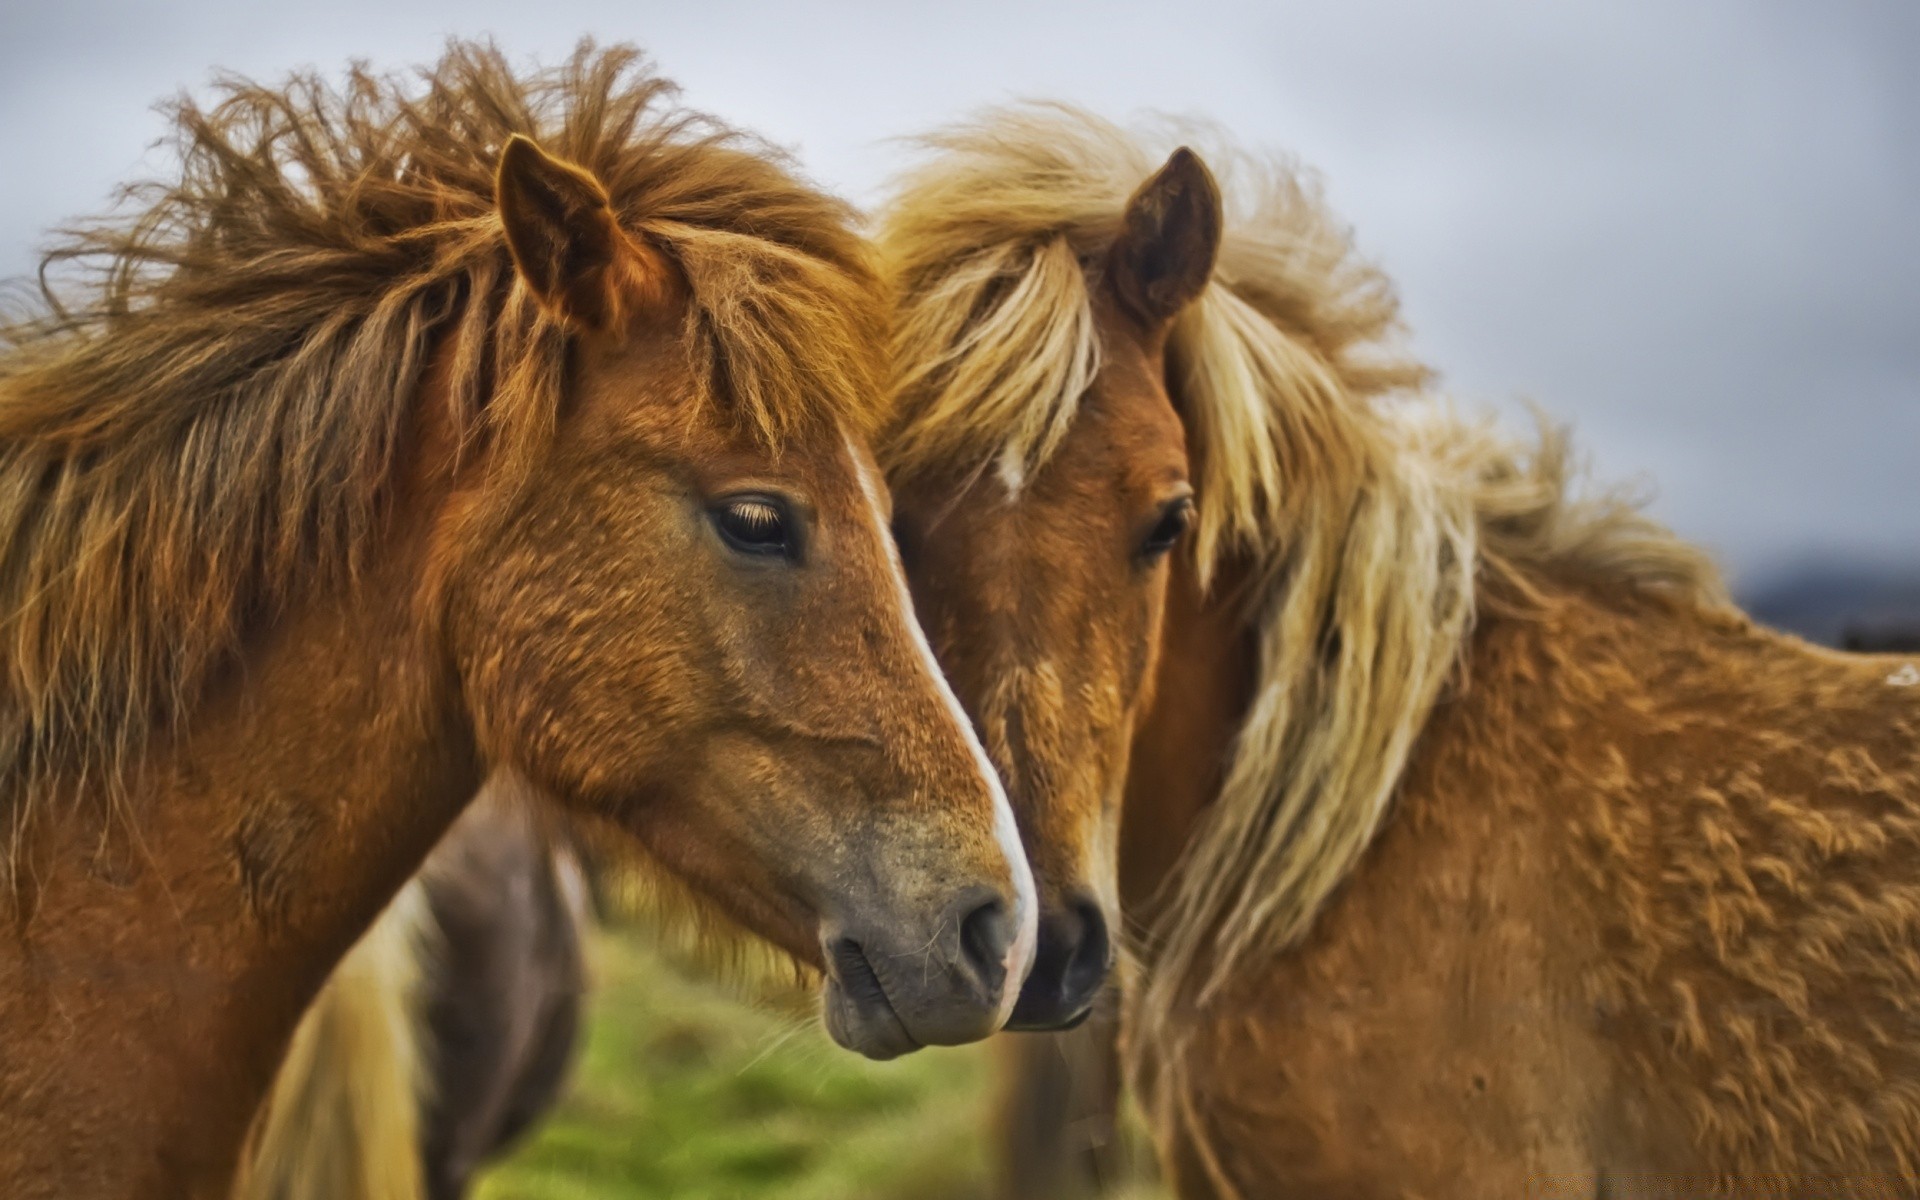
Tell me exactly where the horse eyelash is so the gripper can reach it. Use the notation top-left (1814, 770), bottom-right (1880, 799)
top-left (732, 500), bottom-right (781, 529)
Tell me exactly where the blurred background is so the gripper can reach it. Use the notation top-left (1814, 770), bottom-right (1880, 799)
top-left (4, 2), bottom-right (1915, 1196)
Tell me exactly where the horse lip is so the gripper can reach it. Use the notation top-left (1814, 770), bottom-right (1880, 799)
top-left (1052, 1003), bottom-right (1095, 1031)
top-left (824, 938), bottom-right (922, 1060)
top-left (1001, 996), bottom-right (1096, 1033)
top-left (1001, 946), bottom-right (1111, 1032)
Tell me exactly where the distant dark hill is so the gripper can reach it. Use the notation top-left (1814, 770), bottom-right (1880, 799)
top-left (1740, 562), bottom-right (1920, 649)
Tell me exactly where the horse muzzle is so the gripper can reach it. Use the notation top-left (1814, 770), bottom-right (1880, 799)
top-left (819, 884), bottom-right (1023, 1059)
top-left (1003, 887), bottom-right (1112, 1031)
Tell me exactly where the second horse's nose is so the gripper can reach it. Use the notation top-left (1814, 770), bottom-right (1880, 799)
top-left (1004, 891), bottom-right (1111, 1031)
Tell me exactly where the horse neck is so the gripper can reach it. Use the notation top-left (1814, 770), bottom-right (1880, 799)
top-left (1118, 551), bottom-right (1260, 925)
top-left (0, 383), bottom-right (483, 1199)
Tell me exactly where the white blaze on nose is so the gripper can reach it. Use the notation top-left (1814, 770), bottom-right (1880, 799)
top-left (843, 434), bottom-right (1040, 1018)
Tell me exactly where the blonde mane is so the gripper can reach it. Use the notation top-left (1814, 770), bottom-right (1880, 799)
top-left (0, 41), bottom-right (885, 835)
top-left (875, 106), bottom-right (1728, 1029)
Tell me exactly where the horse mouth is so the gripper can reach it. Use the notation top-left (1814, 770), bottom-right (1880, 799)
top-left (822, 937), bottom-right (921, 1061)
top-left (1004, 993), bottom-right (1097, 1032)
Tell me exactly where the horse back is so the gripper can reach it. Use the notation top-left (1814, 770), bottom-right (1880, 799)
top-left (1542, 585), bottom-right (1920, 1193)
top-left (1145, 582), bottom-right (1920, 1198)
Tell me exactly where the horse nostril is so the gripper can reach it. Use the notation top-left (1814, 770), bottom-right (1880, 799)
top-left (956, 891), bottom-right (1014, 1003)
top-left (1061, 896), bottom-right (1110, 1000)
top-left (1004, 891), bottom-right (1113, 1031)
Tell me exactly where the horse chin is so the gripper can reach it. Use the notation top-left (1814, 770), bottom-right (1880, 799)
top-left (1003, 998), bottom-right (1095, 1034)
top-left (821, 975), bottom-right (922, 1061)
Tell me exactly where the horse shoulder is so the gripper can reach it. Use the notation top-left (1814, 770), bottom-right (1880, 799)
top-left (1551, 590), bottom-right (1920, 1192)
top-left (1144, 604), bottom-right (1611, 1196)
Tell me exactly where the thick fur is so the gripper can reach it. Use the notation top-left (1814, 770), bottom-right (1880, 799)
top-left (0, 40), bottom-right (884, 851)
top-left (878, 100), bottom-right (1720, 1029)
top-left (1149, 585), bottom-right (1920, 1197)
top-left (0, 42), bottom-right (1026, 1199)
top-left (880, 106), bottom-right (1920, 1196)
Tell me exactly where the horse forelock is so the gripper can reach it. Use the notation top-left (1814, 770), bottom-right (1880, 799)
top-left (0, 39), bottom-right (885, 837)
top-left (874, 104), bottom-right (1730, 1056)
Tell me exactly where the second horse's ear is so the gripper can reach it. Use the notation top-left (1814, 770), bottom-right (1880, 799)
top-left (1106, 146), bottom-right (1223, 328)
top-left (496, 134), bottom-right (630, 330)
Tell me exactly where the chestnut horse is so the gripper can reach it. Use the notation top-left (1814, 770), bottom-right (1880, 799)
top-left (238, 778), bottom-right (590, 1200)
top-left (0, 44), bottom-right (1036, 1199)
top-left (881, 107), bottom-right (1920, 1198)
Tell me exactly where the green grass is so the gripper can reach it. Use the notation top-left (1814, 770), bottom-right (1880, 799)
top-left (475, 923), bottom-right (1014, 1200)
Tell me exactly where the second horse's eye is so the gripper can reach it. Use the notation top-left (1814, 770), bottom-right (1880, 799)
top-left (1139, 496), bottom-right (1194, 562)
top-left (713, 496), bottom-right (794, 559)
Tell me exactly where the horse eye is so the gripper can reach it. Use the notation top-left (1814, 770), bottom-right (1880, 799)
top-left (713, 496), bottom-right (794, 559)
top-left (1139, 497), bottom-right (1194, 561)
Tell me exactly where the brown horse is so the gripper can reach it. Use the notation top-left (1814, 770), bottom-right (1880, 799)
top-left (238, 777), bottom-right (591, 1200)
top-left (880, 106), bottom-right (1920, 1198)
top-left (0, 44), bottom-right (1036, 1199)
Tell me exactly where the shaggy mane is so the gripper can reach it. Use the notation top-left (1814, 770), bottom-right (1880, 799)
top-left (0, 41), bottom-right (885, 834)
top-left (875, 106), bottom-right (1728, 1029)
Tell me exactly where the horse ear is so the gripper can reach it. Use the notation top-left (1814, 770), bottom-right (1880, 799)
top-left (1107, 146), bottom-right (1222, 328)
top-left (496, 134), bottom-right (628, 330)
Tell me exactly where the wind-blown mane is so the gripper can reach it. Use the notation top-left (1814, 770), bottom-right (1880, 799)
top-left (875, 106), bottom-right (1727, 1031)
top-left (0, 41), bottom-right (885, 836)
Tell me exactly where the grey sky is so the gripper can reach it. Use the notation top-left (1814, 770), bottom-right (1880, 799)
top-left (3, 0), bottom-right (1914, 585)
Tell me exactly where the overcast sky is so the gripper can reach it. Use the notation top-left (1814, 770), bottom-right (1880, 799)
top-left (3, 0), bottom-right (1914, 585)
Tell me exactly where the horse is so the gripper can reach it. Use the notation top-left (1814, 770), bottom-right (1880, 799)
top-left (878, 105), bottom-right (1920, 1198)
top-left (0, 42), bottom-right (1038, 1198)
top-left (238, 777), bottom-right (591, 1200)
top-left (412, 784), bottom-right (592, 1200)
